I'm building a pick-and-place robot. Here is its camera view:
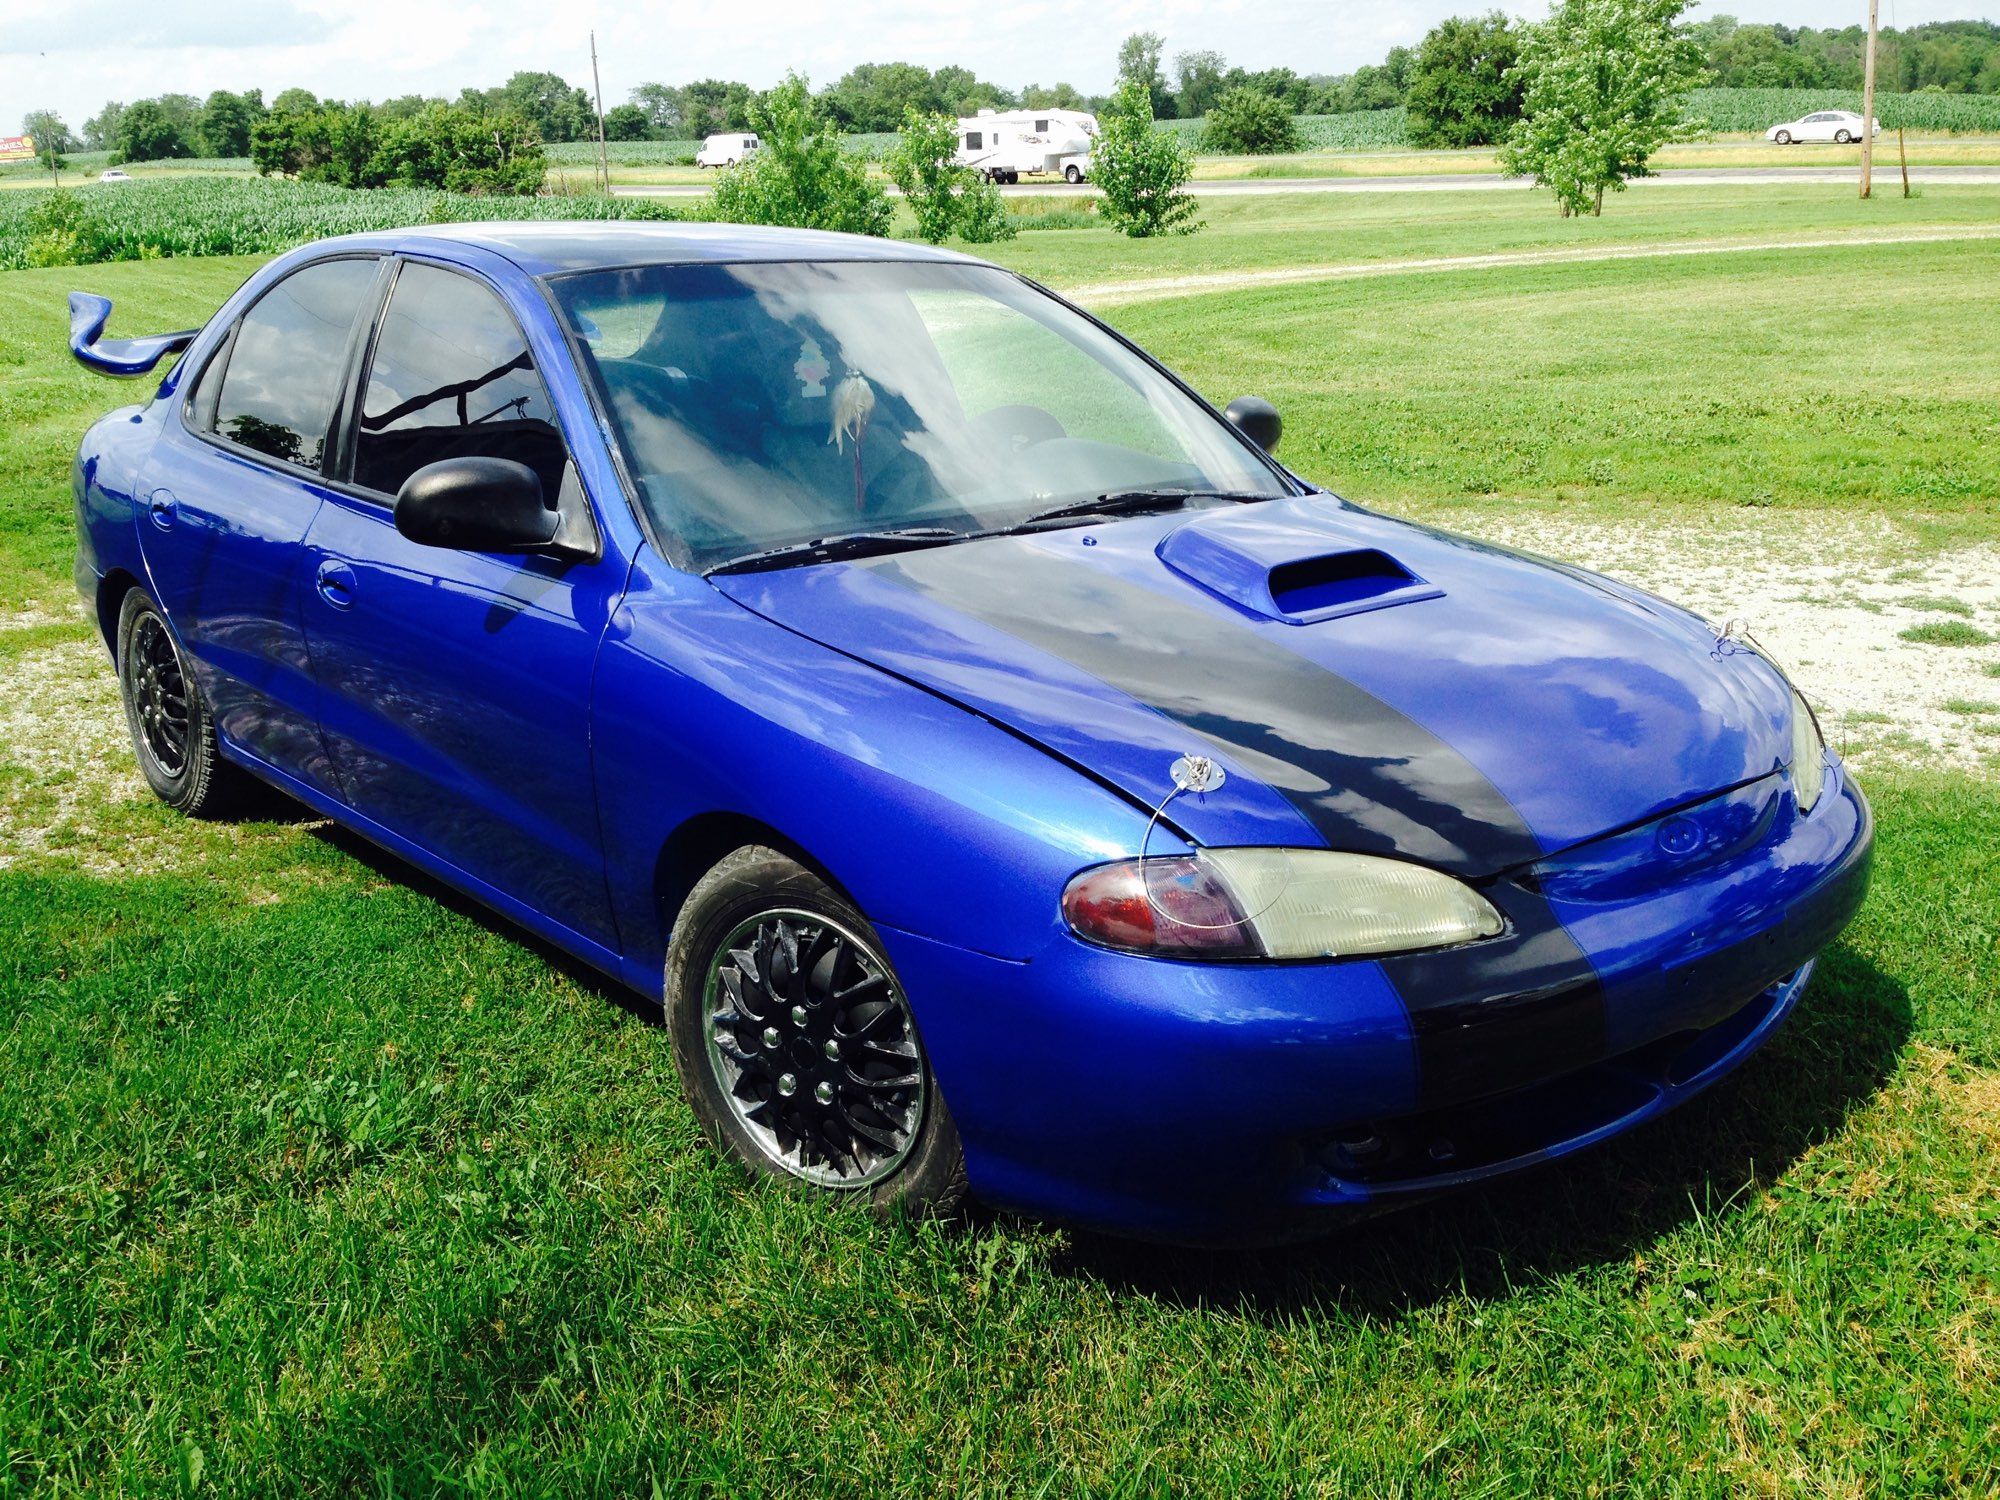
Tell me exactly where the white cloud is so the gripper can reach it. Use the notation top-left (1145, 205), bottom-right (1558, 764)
top-left (2, 0), bottom-right (1987, 135)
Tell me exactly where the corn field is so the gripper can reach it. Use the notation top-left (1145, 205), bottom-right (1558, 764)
top-left (1685, 86), bottom-right (2000, 134)
top-left (0, 179), bottom-right (684, 271)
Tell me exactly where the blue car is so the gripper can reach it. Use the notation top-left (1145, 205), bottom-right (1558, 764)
top-left (70, 223), bottom-right (1872, 1244)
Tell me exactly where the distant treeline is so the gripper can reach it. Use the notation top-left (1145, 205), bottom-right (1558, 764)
top-left (24, 16), bottom-right (2000, 167)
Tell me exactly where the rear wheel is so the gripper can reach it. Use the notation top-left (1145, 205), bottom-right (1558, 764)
top-left (665, 846), bottom-right (967, 1215)
top-left (1065, 164), bottom-right (1083, 184)
top-left (1835, 129), bottom-right (1853, 144)
top-left (115, 588), bottom-right (244, 816)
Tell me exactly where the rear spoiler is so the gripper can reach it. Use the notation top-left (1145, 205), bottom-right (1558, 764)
top-left (67, 292), bottom-right (199, 377)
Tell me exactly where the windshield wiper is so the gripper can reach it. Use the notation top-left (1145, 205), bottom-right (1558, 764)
top-left (1010, 488), bottom-right (1274, 531)
top-left (704, 527), bottom-right (962, 577)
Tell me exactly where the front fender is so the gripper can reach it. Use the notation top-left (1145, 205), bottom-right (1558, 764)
top-left (592, 549), bottom-right (1164, 996)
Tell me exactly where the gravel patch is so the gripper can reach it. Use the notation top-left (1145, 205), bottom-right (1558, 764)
top-left (0, 636), bottom-right (151, 870)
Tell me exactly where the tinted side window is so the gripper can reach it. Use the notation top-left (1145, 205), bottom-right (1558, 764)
top-left (354, 262), bottom-right (567, 500)
top-left (213, 258), bottom-right (378, 470)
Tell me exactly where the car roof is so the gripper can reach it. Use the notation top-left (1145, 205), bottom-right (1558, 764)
top-left (308, 220), bottom-right (988, 279)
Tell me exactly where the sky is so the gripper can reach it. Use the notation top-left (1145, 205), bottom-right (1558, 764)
top-left (4, 0), bottom-right (1994, 134)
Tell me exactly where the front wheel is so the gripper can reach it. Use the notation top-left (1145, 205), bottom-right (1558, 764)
top-left (665, 846), bottom-right (967, 1215)
top-left (1065, 164), bottom-right (1083, 184)
top-left (1774, 130), bottom-right (1792, 145)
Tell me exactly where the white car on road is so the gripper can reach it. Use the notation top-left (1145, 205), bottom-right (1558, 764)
top-left (695, 133), bottom-right (760, 168)
top-left (98, 169), bottom-right (133, 183)
top-left (1766, 111), bottom-right (1880, 145)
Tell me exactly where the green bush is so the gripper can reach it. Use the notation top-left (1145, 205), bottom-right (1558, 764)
top-left (884, 109), bottom-right (1012, 244)
top-left (378, 106), bottom-right (545, 195)
top-left (22, 192), bottom-right (101, 267)
top-left (1201, 88), bottom-right (1301, 153)
top-left (709, 75), bottom-right (891, 237)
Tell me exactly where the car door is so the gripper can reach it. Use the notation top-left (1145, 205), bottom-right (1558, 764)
top-left (300, 256), bottom-right (625, 951)
top-left (141, 254), bottom-right (383, 799)
top-left (1807, 113), bottom-right (1837, 142)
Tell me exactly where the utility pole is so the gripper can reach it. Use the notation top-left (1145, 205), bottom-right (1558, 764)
top-left (1860, 0), bottom-right (1879, 199)
top-left (590, 30), bottom-right (611, 195)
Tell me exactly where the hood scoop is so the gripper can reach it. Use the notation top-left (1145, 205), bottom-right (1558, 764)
top-left (1158, 514), bottom-right (1442, 625)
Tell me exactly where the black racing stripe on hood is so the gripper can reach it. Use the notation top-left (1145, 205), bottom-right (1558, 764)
top-left (866, 544), bottom-right (1537, 876)
top-left (864, 543), bottom-right (1608, 1105)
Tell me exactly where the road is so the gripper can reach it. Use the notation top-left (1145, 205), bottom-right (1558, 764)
top-left (615, 163), bottom-right (2000, 199)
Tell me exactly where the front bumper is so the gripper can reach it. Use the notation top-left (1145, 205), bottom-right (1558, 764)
top-left (885, 761), bottom-right (1873, 1244)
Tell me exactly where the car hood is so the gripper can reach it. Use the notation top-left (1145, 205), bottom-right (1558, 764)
top-left (712, 496), bottom-right (1794, 878)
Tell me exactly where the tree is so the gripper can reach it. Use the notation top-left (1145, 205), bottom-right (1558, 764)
top-left (681, 79), bottom-right (756, 137)
top-left (708, 74), bottom-right (892, 237)
top-left (629, 83), bottom-right (685, 138)
top-left (820, 61), bottom-right (942, 132)
top-left (1175, 50), bottom-right (1228, 118)
top-left (270, 87), bottom-right (320, 114)
top-left (603, 103), bottom-right (651, 141)
top-left (1091, 77), bottom-right (1199, 238)
top-left (1202, 88), bottom-right (1300, 153)
top-left (250, 102), bottom-right (385, 187)
top-left (933, 65), bottom-right (1012, 116)
top-left (1019, 82), bottom-right (1087, 111)
top-left (1117, 31), bottom-right (1175, 118)
top-left (884, 108), bottom-right (1012, 244)
top-left (199, 89), bottom-right (265, 157)
top-left (115, 99), bottom-right (195, 161)
top-left (22, 109), bottom-right (75, 158)
top-left (1406, 13), bottom-right (1527, 148)
top-left (458, 72), bottom-right (592, 143)
top-left (23, 111), bottom-right (72, 184)
top-left (1500, 0), bottom-right (1708, 216)
top-left (82, 101), bottom-right (124, 150)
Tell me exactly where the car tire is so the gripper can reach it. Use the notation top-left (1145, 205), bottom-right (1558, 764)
top-left (665, 845), bottom-right (968, 1217)
top-left (1775, 130), bottom-right (1792, 145)
top-left (1835, 129), bottom-right (1853, 144)
top-left (1065, 164), bottom-right (1083, 184)
top-left (115, 588), bottom-right (244, 817)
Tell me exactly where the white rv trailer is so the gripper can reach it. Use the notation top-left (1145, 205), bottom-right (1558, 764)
top-left (953, 109), bottom-right (1098, 184)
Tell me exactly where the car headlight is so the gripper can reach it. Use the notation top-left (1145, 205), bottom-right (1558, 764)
top-left (1791, 689), bottom-right (1827, 813)
top-left (1062, 849), bottom-right (1505, 960)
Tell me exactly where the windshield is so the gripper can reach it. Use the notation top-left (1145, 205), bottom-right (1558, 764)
top-left (547, 260), bottom-right (1291, 570)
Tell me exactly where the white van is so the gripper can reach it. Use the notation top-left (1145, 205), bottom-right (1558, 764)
top-left (696, 133), bottom-right (761, 168)
top-left (954, 110), bottom-right (1097, 184)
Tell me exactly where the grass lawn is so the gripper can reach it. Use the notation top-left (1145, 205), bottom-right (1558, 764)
top-left (2, 184), bottom-right (1998, 1493)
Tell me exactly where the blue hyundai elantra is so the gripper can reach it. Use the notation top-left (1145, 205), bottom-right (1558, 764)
top-left (69, 222), bottom-right (1871, 1243)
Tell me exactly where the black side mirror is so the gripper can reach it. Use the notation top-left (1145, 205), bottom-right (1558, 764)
top-left (1225, 396), bottom-right (1282, 454)
top-left (393, 457), bottom-right (557, 553)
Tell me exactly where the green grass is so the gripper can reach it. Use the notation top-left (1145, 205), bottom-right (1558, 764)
top-left (1944, 698), bottom-right (2000, 716)
top-left (981, 191), bottom-right (2000, 539)
top-left (4, 182), bottom-right (2000, 1492)
top-left (1898, 594), bottom-right (1978, 616)
top-left (986, 181), bottom-right (2000, 291)
top-left (1902, 621), bottom-right (1998, 647)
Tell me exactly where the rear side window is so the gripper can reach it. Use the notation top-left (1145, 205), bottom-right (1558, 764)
top-left (353, 262), bottom-right (567, 501)
top-left (211, 257), bottom-right (378, 470)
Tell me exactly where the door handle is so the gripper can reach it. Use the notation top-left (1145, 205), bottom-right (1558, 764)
top-left (315, 559), bottom-right (358, 610)
top-left (146, 488), bottom-right (177, 531)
